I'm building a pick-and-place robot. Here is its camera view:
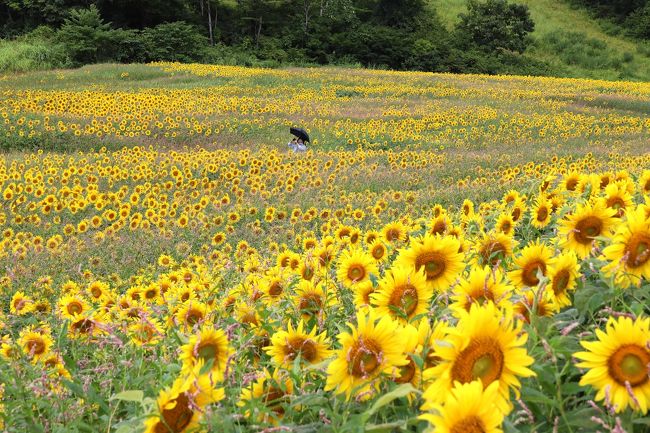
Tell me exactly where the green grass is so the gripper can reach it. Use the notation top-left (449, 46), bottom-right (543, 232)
top-left (0, 39), bottom-right (70, 74)
top-left (432, 0), bottom-right (650, 81)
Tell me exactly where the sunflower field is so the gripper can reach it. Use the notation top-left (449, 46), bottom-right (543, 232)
top-left (1, 63), bottom-right (650, 433)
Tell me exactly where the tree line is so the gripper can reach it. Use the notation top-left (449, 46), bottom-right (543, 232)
top-left (0, 0), bottom-right (644, 74)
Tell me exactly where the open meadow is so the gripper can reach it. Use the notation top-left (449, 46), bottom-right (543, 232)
top-left (1, 63), bottom-right (650, 432)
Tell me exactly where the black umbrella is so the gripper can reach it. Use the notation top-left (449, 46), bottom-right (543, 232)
top-left (290, 127), bottom-right (310, 142)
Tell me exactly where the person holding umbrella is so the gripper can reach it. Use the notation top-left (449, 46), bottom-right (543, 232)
top-left (288, 127), bottom-right (310, 152)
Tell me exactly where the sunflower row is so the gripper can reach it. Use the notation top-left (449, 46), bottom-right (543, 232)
top-left (2, 62), bottom-right (650, 151)
top-left (2, 169), bottom-right (649, 431)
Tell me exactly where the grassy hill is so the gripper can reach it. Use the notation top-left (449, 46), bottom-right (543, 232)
top-left (433, 0), bottom-right (650, 81)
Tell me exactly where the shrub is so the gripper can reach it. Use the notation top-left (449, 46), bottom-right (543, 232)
top-left (542, 31), bottom-right (619, 69)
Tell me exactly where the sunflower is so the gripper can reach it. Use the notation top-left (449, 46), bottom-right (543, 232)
top-left (461, 199), bottom-right (475, 219)
top-left (639, 170), bottom-right (650, 195)
top-left (238, 368), bottom-right (294, 423)
top-left (18, 329), bottom-right (53, 363)
top-left (276, 251), bottom-right (293, 269)
top-left (382, 221), bottom-right (408, 244)
top-left (473, 232), bottom-right (516, 268)
top-left (87, 280), bottom-right (110, 302)
top-left (420, 380), bottom-right (504, 433)
top-left (428, 214), bottom-right (450, 236)
top-left (325, 309), bottom-right (408, 399)
top-left (353, 281), bottom-right (376, 311)
top-left (262, 272), bottom-right (287, 304)
top-left (265, 320), bottom-right (331, 367)
top-left (510, 198), bottom-right (526, 223)
top-left (43, 352), bottom-right (71, 379)
top-left (562, 171), bottom-right (583, 192)
top-left (530, 195), bottom-right (552, 229)
top-left (450, 266), bottom-right (513, 315)
top-left (558, 200), bottom-right (616, 258)
top-left (513, 288), bottom-right (559, 323)
top-left (601, 206), bottom-right (650, 288)
top-left (423, 303), bottom-right (534, 414)
top-left (68, 312), bottom-right (104, 340)
top-left (574, 316), bottom-right (650, 414)
top-left (508, 240), bottom-right (554, 289)
top-left (395, 234), bottom-right (464, 292)
top-left (9, 291), bottom-right (34, 315)
top-left (364, 230), bottom-right (380, 245)
top-left (175, 301), bottom-right (208, 329)
top-left (336, 248), bottom-right (378, 288)
top-left (180, 325), bottom-right (231, 378)
top-left (128, 318), bottom-right (165, 347)
top-left (547, 251), bottom-right (580, 307)
top-left (605, 182), bottom-right (634, 218)
top-left (367, 239), bottom-right (389, 263)
top-left (57, 295), bottom-right (90, 320)
top-left (0, 337), bottom-right (17, 360)
top-left (292, 280), bottom-right (334, 321)
top-left (236, 302), bottom-right (260, 327)
top-left (297, 259), bottom-right (317, 282)
top-left (315, 243), bottom-right (335, 268)
top-left (371, 265), bottom-right (432, 323)
top-left (502, 190), bottom-right (522, 206)
top-left (392, 324), bottom-right (423, 389)
top-left (494, 212), bottom-right (515, 237)
top-left (144, 364), bottom-right (225, 433)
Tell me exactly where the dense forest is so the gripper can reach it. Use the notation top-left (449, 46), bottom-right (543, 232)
top-left (1, 0), bottom-right (649, 76)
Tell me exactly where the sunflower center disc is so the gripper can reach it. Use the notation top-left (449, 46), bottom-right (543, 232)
top-left (472, 355), bottom-right (495, 380)
top-left (574, 216), bottom-right (603, 244)
top-left (396, 358), bottom-right (416, 384)
top-left (522, 260), bottom-right (546, 286)
top-left (348, 265), bottom-right (365, 281)
top-left (28, 339), bottom-right (45, 356)
top-left (158, 393), bottom-right (193, 433)
top-left (198, 343), bottom-right (217, 361)
top-left (288, 337), bottom-right (318, 362)
top-left (68, 302), bottom-right (82, 314)
top-left (537, 207), bottom-right (548, 221)
top-left (186, 311), bottom-right (202, 325)
top-left (269, 282), bottom-right (283, 297)
top-left (627, 234), bottom-right (650, 268)
top-left (417, 253), bottom-right (445, 279)
top-left (302, 267), bottom-right (314, 280)
top-left (299, 294), bottom-right (322, 314)
top-left (391, 285), bottom-right (418, 316)
top-left (350, 339), bottom-right (381, 377)
top-left (609, 344), bottom-right (650, 387)
top-left (451, 337), bottom-right (504, 386)
top-left (552, 270), bottom-right (570, 294)
top-left (450, 415), bottom-right (487, 433)
top-left (481, 241), bottom-right (505, 266)
top-left (621, 355), bottom-right (644, 377)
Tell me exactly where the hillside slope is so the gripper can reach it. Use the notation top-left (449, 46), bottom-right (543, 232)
top-left (433, 0), bottom-right (650, 81)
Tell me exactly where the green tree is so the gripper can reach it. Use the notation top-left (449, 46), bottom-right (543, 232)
top-left (455, 0), bottom-right (534, 53)
top-left (626, 3), bottom-right (650, 38)
top-left (374, 0), bottom-right (427, 28)
top-left (56, 5), bottom-right (114, 64)
top-left (141, 22), bottom-right (208, 62)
